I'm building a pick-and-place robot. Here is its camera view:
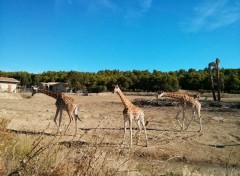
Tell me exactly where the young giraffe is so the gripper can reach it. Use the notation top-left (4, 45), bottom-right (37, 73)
top-left (113, 85), bottom-right (148, 148)
top-left (32, 87), bottom-right (80, 135)
top-left (156, 91), bottom-right (202, 132)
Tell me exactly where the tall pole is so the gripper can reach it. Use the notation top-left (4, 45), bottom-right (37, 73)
top-left (216, 58), bottom-right (221, 101)
top-left (208, 62), bottom-right (217, 101)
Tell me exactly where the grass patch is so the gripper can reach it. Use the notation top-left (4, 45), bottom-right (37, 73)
top-left (0, 120), bottom-right (132, 175)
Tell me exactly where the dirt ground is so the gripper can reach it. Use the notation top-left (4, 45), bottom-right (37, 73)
top-left (0, 92), bottom-right (240, 175)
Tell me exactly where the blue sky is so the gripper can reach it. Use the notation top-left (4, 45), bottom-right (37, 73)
top-left (0, 0), bottom-right (240, 73)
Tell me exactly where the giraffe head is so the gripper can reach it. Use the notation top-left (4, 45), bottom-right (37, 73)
top-left (112, 84), bottom-right (121, 94)
top-left (193, 93), bottom-right (200, 99)
top-left (31, 86), bottom-right (38, 96)
top-left (156, 91), bottom-right (165, 99)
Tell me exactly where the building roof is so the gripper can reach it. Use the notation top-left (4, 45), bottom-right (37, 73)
top-left (0, 77), bottom-right (20, 83)
top-left (40, 82), bottom-right (68, 85)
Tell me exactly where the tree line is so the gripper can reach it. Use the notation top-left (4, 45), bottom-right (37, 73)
top-left (0, 68), bottom-right (239, 93)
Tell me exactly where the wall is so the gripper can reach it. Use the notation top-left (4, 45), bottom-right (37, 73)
top-left (0, 83), bottom-right (18, 93)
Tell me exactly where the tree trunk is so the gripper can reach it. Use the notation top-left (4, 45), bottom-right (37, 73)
top-left (209, 68), bottom-right (216, 101)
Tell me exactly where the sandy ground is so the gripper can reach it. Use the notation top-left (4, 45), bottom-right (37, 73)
top-left (0, 92), bottom-right (240, 175)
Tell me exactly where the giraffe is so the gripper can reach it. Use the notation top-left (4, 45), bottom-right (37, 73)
top-left (113, 85), bottom-right (148, 148)
top-left (156, 91), bottom-right (202, 132)
top-left (32, 87), bottom-right (80, 135)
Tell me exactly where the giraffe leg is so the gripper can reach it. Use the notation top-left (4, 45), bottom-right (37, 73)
top-left (64, 117), bottom-right (72, 135)
top-left (54, 108), bottom-right (61, 134)
top-left (121, 116), bottom-right (128, 147)
top-left (185, 110), bottom-right (195, 131)
top-left (129, 117), bottom-right (133, 148)
top-left (73, 106), bottom-right (78, 135)
top-left (139, 112), bottom-right (148, 147)
top-left (143, 125), bottom-right (148, 147)
top-left (198, 110), bottom-right (202, 132)
top-left (135, 119), bottom-right (142, 145)
top-left (176, 109), bottom-right (183, 131)
top-left (141, 118), bottom-right (148, 147)
top-left (182, 110), bottom-right (186, 131)
top-left (199, 116), bottom-right (202, 132)
top-left (58, 109), bottom-right (63, 132)
top-left (64, 106), bottom-right (78, 135)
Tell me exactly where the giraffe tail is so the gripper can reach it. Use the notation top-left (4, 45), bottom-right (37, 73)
top-left (76, 115), bottom-right (82, 122)
top-left (145, 121), bottom-right (149, 126)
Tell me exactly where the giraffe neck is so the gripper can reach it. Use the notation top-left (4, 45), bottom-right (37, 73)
top-left (38, 89), bottom-right (62, 99)
top-left (162, 92), bottom-right (198, 106)
top-left (116, 90), bottom-right (133, 109)
top-left (162, 92), bottom-right (186, 100)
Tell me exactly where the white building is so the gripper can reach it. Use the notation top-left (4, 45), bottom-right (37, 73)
top-left (0, 77), bottom-right (20, 93)
top-left (38, 82), bottom-right (68, 92)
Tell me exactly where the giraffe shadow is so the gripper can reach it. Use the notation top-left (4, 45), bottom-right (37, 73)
top-left (9, 129), bottom-right (57, 136)
top-left (59, 140), bottom-right (120, 148)
top-left (146, 120), bottom-right (203, 133)
top-left (9, 129), bottom-right (121, 147)
top-left (79, 127), bottom-right (122, 131)
top-left (146, 127), bottom-right (180, 132)
top-left (79, 126), bottom-right (182, 133)
top-left (208, 143), bottom-right (240, 148)
top-left (80, 127), bottom-right (175, 133)
top-left (59, 140), bottom-right (88, 147)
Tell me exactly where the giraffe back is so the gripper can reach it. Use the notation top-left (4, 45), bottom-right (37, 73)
top-left (57, 93), bottom-right (78, 113)
top-left (123, 104), bottom-right (142, 115)
top-left (33, 88), bottom-right (78, 113)
top-left (158, 92), bottom-right (201, 110)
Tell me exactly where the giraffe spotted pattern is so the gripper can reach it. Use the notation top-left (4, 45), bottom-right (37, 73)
top-left (157, 91), bottom-right (202, 132)
top-left (32, 87), bottom-right (80, 135)
top-left (113, 84), bottom-right (148, 148)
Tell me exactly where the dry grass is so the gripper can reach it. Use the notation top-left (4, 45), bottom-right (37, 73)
top-left (0, 119), bottom-right (133, 176)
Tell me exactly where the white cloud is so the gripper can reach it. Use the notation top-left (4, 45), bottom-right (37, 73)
top-left (182, 0), bottom-right (240, 32)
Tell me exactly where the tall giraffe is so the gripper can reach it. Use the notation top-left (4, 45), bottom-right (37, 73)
top-left (113, 85), bottom-right (148, 148)
top-left (32, 87), bottom-right (80, 135)
top-left (156, 91), bottom-right (202, 132)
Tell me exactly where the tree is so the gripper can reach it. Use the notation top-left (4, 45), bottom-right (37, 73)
top-left (1, 68), bottom-right (239, 93)
top-left (224, 69), bottom-right (240, 93)
top-left (208, 58), bottom-right (222, 101)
